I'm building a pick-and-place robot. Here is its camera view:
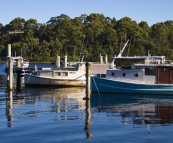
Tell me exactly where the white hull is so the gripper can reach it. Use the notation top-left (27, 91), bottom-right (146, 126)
top-left (25, 74), bottom-right (86, 87)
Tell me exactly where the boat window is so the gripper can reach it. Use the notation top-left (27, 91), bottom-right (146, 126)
top-left (54, 72), bottom-right (61, 76)
top-left (145, 68), bottom-right (156, 75)
top-left (54, 72), bottom-right (68, 76)
top-left (135, 73), bottom-right (138, 77)
top-left (111, 72), bottom-right (115, 76)
top-left (122, 73), bottom-right (126, 77)
top-left (61, 72), bottom-right (68, 76)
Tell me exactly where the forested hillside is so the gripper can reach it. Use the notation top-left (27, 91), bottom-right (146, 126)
top-left (0, 13), bottom-right (173, 62)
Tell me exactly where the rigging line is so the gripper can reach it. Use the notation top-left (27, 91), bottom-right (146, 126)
top-left (63, 74), bottom-right (86, 85)
top-left (26, 66), bottom-right (39, 82)
top-left (91, 76), bottom-right (102, 99)
top-left (68, 74), bottom-right (86, 81)
top-left (79, 36), bottom-right (85, 62)
top-left (26, 73), bottom-right (31, 82)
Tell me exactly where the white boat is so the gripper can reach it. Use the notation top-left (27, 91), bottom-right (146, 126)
top-left (6, 56), bottom-right (29, 68)
top-left (25, 62), bottom-right (86, 87)
top-left (91, 40), bottom-right (173, 95)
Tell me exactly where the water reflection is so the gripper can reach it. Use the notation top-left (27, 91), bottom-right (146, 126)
top-left (0, 75), bottom-right (6, 87)
top-left (85, 99), bottom-right (92, 139)
top-left (6, 91), bottom-right (13, 127)
top-left (3, 85), bottom-right (173, 142)
top-left (29, 87), bottom-right (86, 112)
top-left (91, 93), bottom-right (173, 125)
top-left (4, 87), bottom-right (87, 124)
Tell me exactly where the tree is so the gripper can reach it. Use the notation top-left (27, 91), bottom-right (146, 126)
top-left (25, 37), bottom-right (40, 59)
top-left (8, 17), bottom-right (25, 31)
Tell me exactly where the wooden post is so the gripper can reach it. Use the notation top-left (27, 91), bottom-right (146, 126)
top-left (7, 44), bottom-right (11, 57)
top-left (101, 56), bottom-right (103, 64)
top-left (8, 57), bottom-right (13, 91)
top-left (105, 54), bottom-right (107, 64)
top-left (55, 54), bottom-right (60, 69)
top-left (63, 54), bottom-right (67, 68)
top-left (16, 58), bottom-right (21, 68)
top-left (86, 62), bottom-right (91, 99)
top-left (99, 53), bottom-right (103, 64)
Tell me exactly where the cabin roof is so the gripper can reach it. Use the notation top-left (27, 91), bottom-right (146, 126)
top-left (134, 63), bottom-right (173, 67)
top-left (115, 56), bottom-right (165, 60)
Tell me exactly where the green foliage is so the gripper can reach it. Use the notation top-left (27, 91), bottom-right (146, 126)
top-left (1, 14), bottom-right (173, 62)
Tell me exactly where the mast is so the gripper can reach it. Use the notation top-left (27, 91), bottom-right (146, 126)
top-left (109, 39), bottom-right (129, 69)
top-left (79, 36), bottom-right (85, 62)
top-left (117, 39), bottom-right (129, 57)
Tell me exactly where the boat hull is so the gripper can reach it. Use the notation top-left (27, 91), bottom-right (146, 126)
top-left (91, 76), bottom-right (173, 95)
top-left (25, 75), bottom-right (86, 87)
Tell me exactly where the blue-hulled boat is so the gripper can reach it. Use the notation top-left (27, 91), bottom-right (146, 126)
top-left (91, 40), bottom-right (173, 95)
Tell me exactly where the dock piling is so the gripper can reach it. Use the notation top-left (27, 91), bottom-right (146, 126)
top-left (104, 54), bottom-right (107, 64)
top-left (55, 54), bottom-right (60, 69)
top-left (8, 57), bottom-right (13, 91)
top-left (99, 54), bottom-right (103, 64)
top-left (63, 54), bottom-right (67, 68)
top-left (16, 58), bottom-right (21, 68)
top-left (85, 62), bottom-right (91, 99)
top-left (7, 44), bottom-right (11, 57)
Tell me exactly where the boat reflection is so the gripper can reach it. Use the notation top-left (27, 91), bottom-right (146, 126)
top-left (5, 87), bottom-right (87, 124)
top-left (24, 87), bottom-right (86, 111)
top-left (91, 93), bottom-right (173, 125)
top-left (5, 87), bottom-right (173, 133)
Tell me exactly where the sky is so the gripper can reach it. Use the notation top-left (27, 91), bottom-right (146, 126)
top-left (0, 0), bottom-right (173, 26)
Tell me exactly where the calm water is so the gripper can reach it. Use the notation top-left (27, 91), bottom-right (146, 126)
top-left (1, 63), bottom-right (173, 143)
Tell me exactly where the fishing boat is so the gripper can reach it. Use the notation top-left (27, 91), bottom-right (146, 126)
top-left (91, 40), bottom-right (173, 95)
top-left (24, 62), bottom-right (86, 87)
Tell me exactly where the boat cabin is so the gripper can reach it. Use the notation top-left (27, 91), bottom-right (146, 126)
top-left (107, 56), bottom-right (173, 84)
top-left (109, 55), bottom-right (166, 68)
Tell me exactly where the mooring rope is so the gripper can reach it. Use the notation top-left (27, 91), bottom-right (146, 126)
top-left (70, 74), bottom-right (86, 81)
top-left (62, 74), bottom-right (86, 86)
top-left (92, 76), bottom-right (102, 99)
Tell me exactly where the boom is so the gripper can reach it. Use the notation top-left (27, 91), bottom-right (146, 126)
top-left (117, 39), bottom-right (129, 57)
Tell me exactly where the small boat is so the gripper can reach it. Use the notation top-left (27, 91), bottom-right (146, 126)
top-left (24, 62), bottom-right (86, 87)
top-left (6, 56), bottom-right (29, 68)
top-left (91, 40), bottom-right (173, 95)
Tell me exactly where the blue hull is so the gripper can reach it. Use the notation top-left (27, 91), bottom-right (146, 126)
top-left (91, 76), bottom-right (173, 95)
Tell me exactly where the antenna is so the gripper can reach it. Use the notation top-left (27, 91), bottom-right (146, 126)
top-left (79, 36), bottom-right (85, 62)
